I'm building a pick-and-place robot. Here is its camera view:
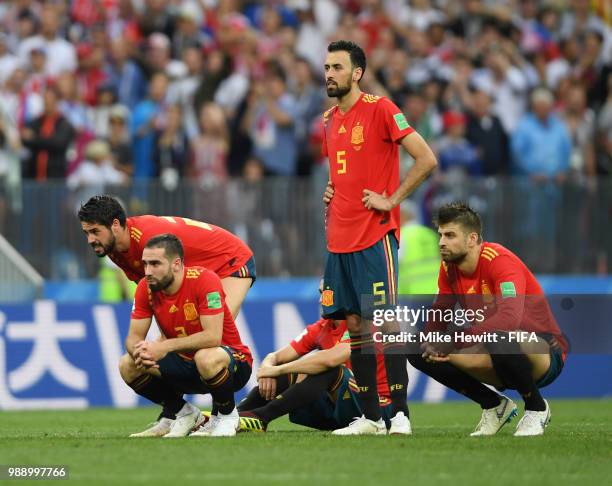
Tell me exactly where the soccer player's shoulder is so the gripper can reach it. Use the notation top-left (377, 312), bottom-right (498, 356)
top-left (189, 266), bottom-right (222, 287)
top-left (480, 242), bottom-right (520, 264)
top-left (323, 105), bottom-right (338, 124)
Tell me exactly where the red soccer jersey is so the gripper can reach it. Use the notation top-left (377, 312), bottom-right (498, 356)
top-left (290, 318), bottom-right (391, 399)
top-left (109, 215), bottom-right (253, 282)
top-left (131, 266), bottom-right (252, 363)
top-left (322, 93), bottom-right (415, 252)
top-left (428, 242), bottom-right (568, 357)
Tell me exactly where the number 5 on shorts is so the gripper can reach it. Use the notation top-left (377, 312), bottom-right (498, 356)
top-left (373, 282), bottom-right (386, 306)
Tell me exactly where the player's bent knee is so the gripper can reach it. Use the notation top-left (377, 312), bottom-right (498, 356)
top-left (194, 347), bottom-right (230, 377)
top-left (118, 353), bottom-right (138, 381)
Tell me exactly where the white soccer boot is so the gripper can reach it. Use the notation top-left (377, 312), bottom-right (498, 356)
top-left (163, 402), bottom-right (204, 438)
top-left (129, 416), bottom-right (174, 437)
top-left (470, 395), bottom-right (518, 436)
top-left (190, 413), bottom-right (219, 437)
top-left (208, 408), bottom-right (240, 437)
top-left (514, 400), bottom-right (551, 436)
top-left (332, 416), bottom-right (387, 436)
top-left (389, 412), bottom-right (412, 435)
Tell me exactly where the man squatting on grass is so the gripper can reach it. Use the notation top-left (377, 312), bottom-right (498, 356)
top-left (408, 203), bottom-right (568, 437)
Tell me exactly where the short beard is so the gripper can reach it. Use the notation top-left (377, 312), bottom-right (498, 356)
top-left (92, 235), bottom-right (116, 257)
top-left (326, 81), bottom-right (351, 99)
top-left (441, 251), bottom-right (468, 265)
top-left (148, 273), bottom-right (174, 292)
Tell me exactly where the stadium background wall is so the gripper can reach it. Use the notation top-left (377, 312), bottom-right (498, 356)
top-left (1, 291), bottom-right (610, 410)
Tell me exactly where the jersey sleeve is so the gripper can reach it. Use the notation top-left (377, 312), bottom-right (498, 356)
top-left (378, 97), bottom-right (415, 143)
top-left (196, 269), bottom-right (225, 317)
top-left (290, 320), bottom-right (323, 355)
top-left (468, 255), bottom-right (527, 336)
top-left (130, 279), bottom-right (153, 320)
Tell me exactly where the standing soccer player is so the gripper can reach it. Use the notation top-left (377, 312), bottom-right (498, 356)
top-left (78, 195), bottom-right (255, 318)
top-left (121, 234), bottom-right (252, 437)
top-left (322, 41), bottom-right (437, 435)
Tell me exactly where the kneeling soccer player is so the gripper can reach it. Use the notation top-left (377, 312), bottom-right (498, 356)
top-left (236, 316), bottom-right (399, 434)
top-left (119, 233), bottom-right (252, 437)
top-left (409, 203), bottom-right (567, 437)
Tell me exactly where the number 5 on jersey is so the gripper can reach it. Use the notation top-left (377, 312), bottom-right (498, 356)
top-left (336, 150), bottom-right (347, 174)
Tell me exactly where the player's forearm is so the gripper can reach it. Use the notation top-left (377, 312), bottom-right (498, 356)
top-left (125, 334), bottom-right (142, 357)
top-left (389, 153), bottom-right (437, 208)
top-left (261, 352), bottom-right (278, 367)
top-left (277, 348), bottom-right (347, 375)
top-left (163, 331), bottom-right (222, 353)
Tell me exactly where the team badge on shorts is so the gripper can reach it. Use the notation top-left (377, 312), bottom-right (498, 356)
top-left (351, 124), bottom-right (364, 149)
top-left (183, 302), bottom-right (198, 321)
top-left (321, 289), bottom-right (334, 307)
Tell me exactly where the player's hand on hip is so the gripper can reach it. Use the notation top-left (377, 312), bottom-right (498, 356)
top-left (258, 377), bottom-right (277, 400)
top-left (323, 181), bottom-right (334, 205)
top-left (362, 189), bottom-right (392, 211)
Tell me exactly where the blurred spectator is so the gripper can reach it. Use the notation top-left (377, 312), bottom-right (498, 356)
top-left (291, 57), bottom-right (324, 176)
top-left (167, 45), bottom-right (203, 140)
top-left (153, 104), bottom-right (188, 191)
top-left (472, 47), bottom-right (529, 133)
top-left (190, 101), bottom-right (230, 225)
top-left (511, 87), bottom-right (571, 179)
top-left (189, 102), bottom-right (229, 188)
top-left (106, 104), bottom-right (132, 177)
top-left (145, 32), bottom-right (185, 79)
top-left (293, 0), bottom-right (328, 71)
top-left (131, 71), bottom-right (168, 180)
top-left (465, 88), bottom-right (510, 175)
top-left (193, 50), bottom-right (234, 115)
top-left (546, 38), bottom-right (580, 90)
top-left (76, 44), bottom-right (109, 107)
top-left (244, 65), bottom-right (298, 176)
top-left (56, 71), bottom-right (93, 173)
top-left (403, 90), bottom-right (436, 144)
top-left (18, 4), bottom-right (76, 77)
top-left (389, 0), bottom-right (445, 35)
top-left (105, 36), bottom-right (147, 110)
top-left (0, 33), bottom-right (20, 86)
top-left (23, 42), bottom-right (49, 95)
top-left (0, 66), bottom-right (43, 129)
top-left (67, 139), bottom-right (126, 207)
top-left (171, 2), bottom-right (207, 58)
top-left (21, 85), bottom-right (75, 180)
top-left (88, 84), bottom-right (117, 139)
top-left (6, 8), bottom-right (39, 54)
top-left (560, 82), bottom-right (596, 176)
top-left (437, 110), bottom-right (482, 176)
top-left (378, 49), bottom-right (411, 107)
top-left (137, 0), bottom-right (175, 39)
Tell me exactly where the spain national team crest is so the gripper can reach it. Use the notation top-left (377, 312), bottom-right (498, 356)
top-left (183, 302), bottom-right (198, 321)
top-left (321, 289), bottom-right (334, 307)
top-left (351, 123), bottom-right (364, 150)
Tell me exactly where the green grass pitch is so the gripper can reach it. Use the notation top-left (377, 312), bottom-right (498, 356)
top-left (1, 399), bottom-right (611, 485)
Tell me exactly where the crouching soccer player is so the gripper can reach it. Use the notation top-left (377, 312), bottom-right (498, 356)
top-left (119, 233), bottom-right (252, 437)
top-left (409, 203), bottom-right (568, 437)
top-left (236, 317), bottom-right (397, 433)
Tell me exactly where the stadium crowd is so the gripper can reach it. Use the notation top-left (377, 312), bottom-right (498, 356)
top-left (0, 0), bottom-right (610, 276)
